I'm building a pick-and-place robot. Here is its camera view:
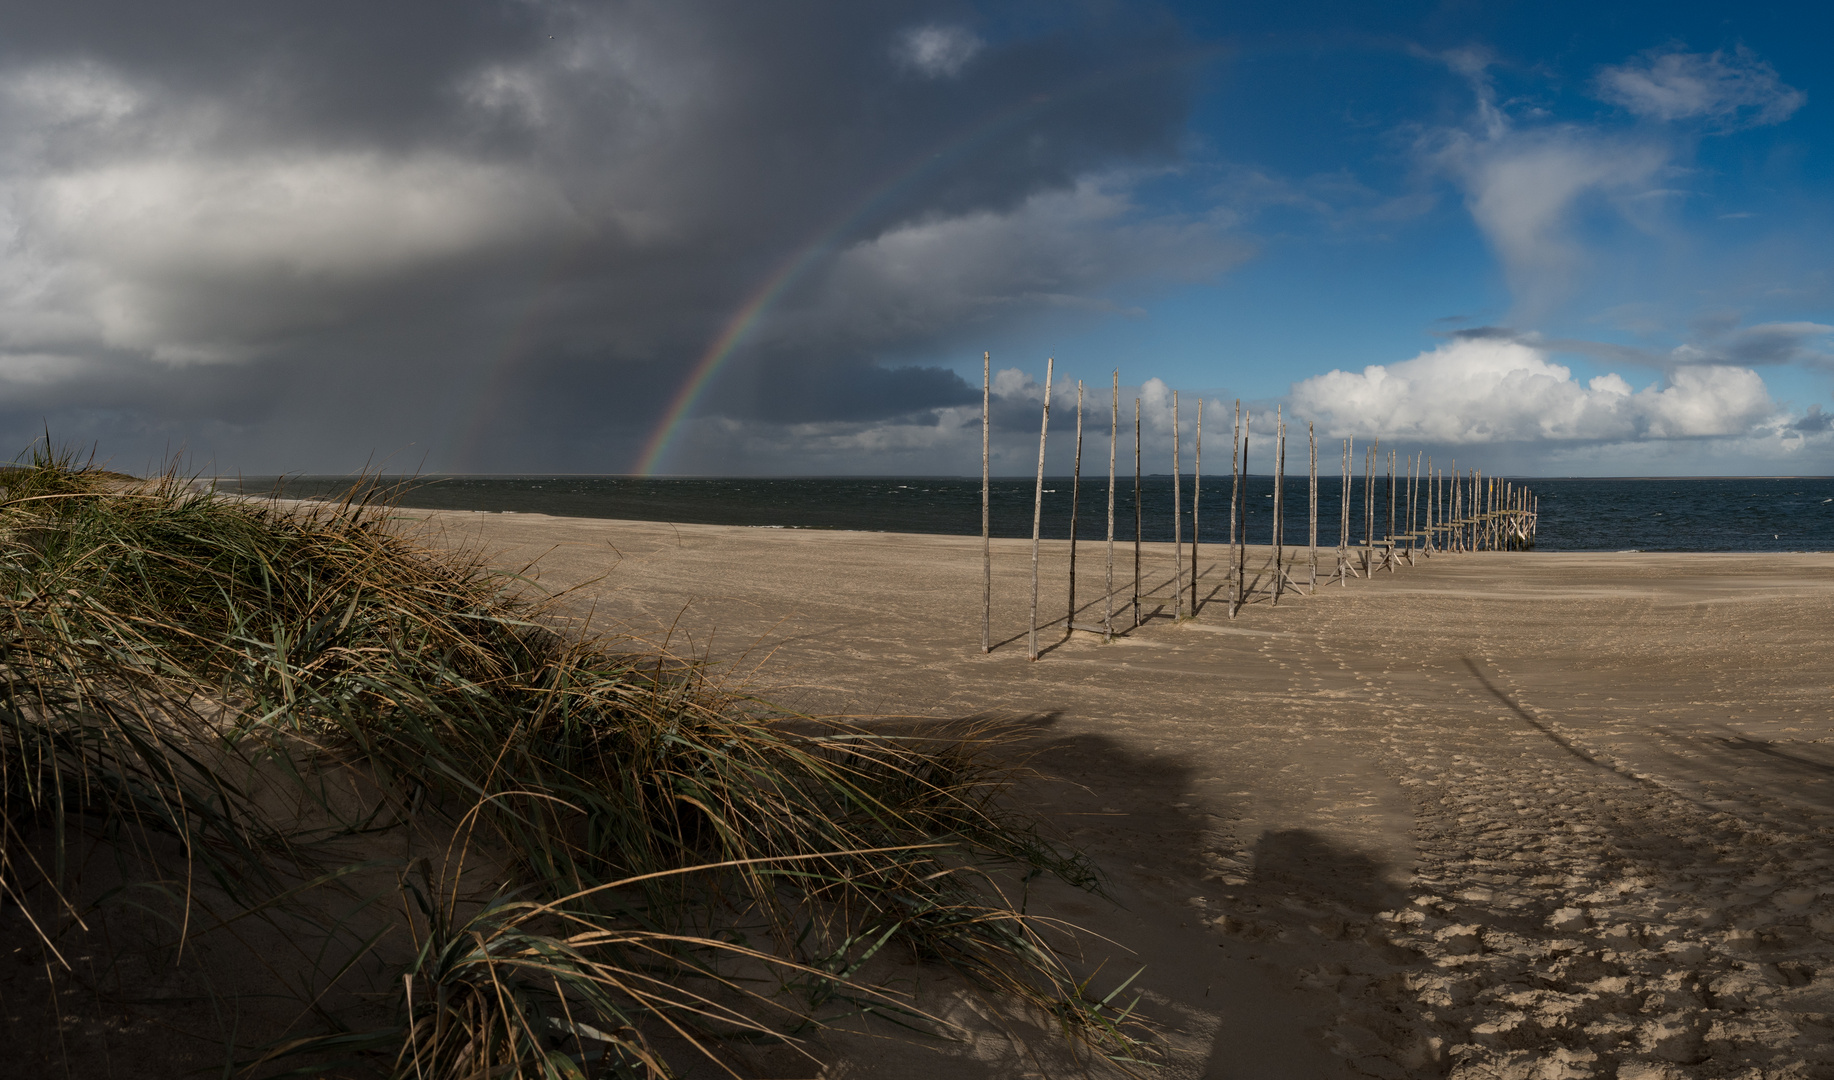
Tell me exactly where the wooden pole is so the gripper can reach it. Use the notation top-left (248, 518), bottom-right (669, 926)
top-left (1364, 442), bottom-right (1375, 577)
top-left (1069, 381), bottom-right (1083, 636)
top-left (1106, 371), bottom-right (1117, 637)
top-left (1450, 461), bottom-right (1458, 553)
top-left (1308, 422), bottom-right (1318, 593)
top-left (1230, 401), bottom-right (1240, 549)
top-left (1406, 451), bottom-right (1417, 564)
top-left (1029, 358), bottom-right (1052, 662)
top-left (1272, 409), bottom-right (1285, 606)
top-left (1466, 468), bottom-right (1474, 552)
top-left (1455, 466), bottom-right (1463, 553)
top-left (1471, 469), bottom-right (1479, 552)
top-left (1230, 406), bottom-right (1242, 615)
top-left (1172, 391), bottom-right (1183, 620)
top-left (1192, 398), bottom-right (1203, 615)
top-left (1424, 459), bottom-right (1431, 554)
top-left (1459, 467), bottom-right (1467, 552)
top-left (1133, 398), bottom-right (1142, 628)
top-left (981, 351), bottom-right (990, 653)
top-left (1340, 437), bottom-right (1351, 585)
top-left (1492, 477), bottom-right (1499, 550)
top-left (1387, 448), bottom-right (1396, 573)
top-left (1230, 400), bottom-right (1241, 601)
top-left (1233, 410), bottom-right (1250, 617)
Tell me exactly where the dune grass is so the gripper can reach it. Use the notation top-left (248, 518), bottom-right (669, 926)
top-left (0, 449), bottom-right (1147, 1078)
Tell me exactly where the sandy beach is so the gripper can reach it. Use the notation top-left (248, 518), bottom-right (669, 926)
top-left (394, 508), bottom-right (1834, 1080)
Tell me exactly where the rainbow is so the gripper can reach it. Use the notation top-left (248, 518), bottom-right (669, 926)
top-left (631, 45), bottom-right (1221, 476)
top-left (630, 45), bottom-right (1217, 476)
top-left (629, 106), bottom-right (1037, 476)
top-left (631, 241), bottom-right (816, 476)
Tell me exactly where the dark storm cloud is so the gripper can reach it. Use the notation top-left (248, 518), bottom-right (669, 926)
top-left (1791, 405), bottom-right (1833, 433)
top-left (1443, 325), bottom-right (1518, 341)
top-left (1431, 322), bottom-right (1834, 375)
top-left (0, 0), bottom-right (1221, 471)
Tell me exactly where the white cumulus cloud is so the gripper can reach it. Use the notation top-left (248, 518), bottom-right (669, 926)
top-left (1288, 336), bottom-right (1775, 444)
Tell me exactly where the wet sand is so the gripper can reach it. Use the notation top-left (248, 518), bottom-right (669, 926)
top-left (411, 510), bottom-right (1834, 1079)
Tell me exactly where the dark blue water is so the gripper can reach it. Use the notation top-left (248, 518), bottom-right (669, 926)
top-left (223, 475), bottom-right (1834, 553)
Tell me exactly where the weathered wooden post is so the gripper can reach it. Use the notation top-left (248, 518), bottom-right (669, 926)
top-left (1069, 381), bottom-right (1084, 636)
top-left (1448, 467), bottom-right (1457, 553)
top-left (1364, 442), bottom-right (1376, 577)
top-left (1339, 437), bottom-right (1352, 585)
top-left (1465, 469), bottom-right (1474, 552)
top-left (1133, 398), bottom-right (1142, 627)
top-left (1424, 458), bottom-right (1433, 555)
top-left (1481, 473), bottom-right (1489, 551)
top-left (1415, 456), bottom-right (1430, 557)
top-left (1480, 475), bottom-right (1488, 551)
top-left (1308, 422), bottom-right (1318, 593)
top-left (1230, 401), bottom-right (1241, 600)
top-left (1458, 466), bottom-right (1466, 553)
top-left (1449, 466), bottom-right (1457, 553)
top-left (1471, 469), bottom-right (1480, 552)
top-left (1192, 398), bottom-right (1203, 615)
top-left (1430, 460), bottom-right (1438, 554)
top-left (1406, 451), bottom-right (1418, 564)
top-left (1105, 371), bottom-right (1117, 638)
top-left (1172, 391), bottom-right (1183, 620)
top-left (1029, 358), bottom-right (1052, 662)
top-left (1276, 407), bottom-right (1291, 601)
top-left (1462, 468), bottom-right (1470, 552)
top-left (1233, 410), bottom-right (1250, 618)
top-left (1443, 463), bottom-right (1451, 553)
top-left (1230, 402), bottom-right (1241, 550)
top-left (1386, 448), bottom-right (1397, 573)
top-left (982, 351), bottom-right (990, 653)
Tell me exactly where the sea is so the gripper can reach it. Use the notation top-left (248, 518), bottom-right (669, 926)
top-left (220, 475), bottom-right (1834, 553)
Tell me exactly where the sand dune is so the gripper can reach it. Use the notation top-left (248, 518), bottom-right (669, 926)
top-left (406, 510), bottom-right (1834, 1079)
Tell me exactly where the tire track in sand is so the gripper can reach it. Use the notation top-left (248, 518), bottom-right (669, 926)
top-left (1207, 625), bottom-right (1834, 1079)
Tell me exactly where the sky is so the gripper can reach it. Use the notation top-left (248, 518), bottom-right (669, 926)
top-left (0, 1), bottom-right (1830, 477)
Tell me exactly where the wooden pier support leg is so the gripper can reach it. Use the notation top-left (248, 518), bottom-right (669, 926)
top-left (1105, 371), bottom-right (1117, 639)
top-left (981, 352), bottom-right (990, 653)
top-left (1029, 358), bottom-right (1053, 661)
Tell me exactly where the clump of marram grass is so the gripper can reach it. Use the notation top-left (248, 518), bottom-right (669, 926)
top-left (0, 449), bottom-right (1149, 1078)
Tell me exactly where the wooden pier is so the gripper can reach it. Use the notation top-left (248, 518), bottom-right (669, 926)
top-left (985, 363), bottom-right (1541, 656)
